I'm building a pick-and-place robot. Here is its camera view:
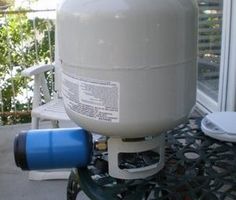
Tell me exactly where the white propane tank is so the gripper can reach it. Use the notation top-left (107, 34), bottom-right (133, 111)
top-left (58, 0), bottom-right (198, 138)
top-left (58, 0), bottom-right (198, 179)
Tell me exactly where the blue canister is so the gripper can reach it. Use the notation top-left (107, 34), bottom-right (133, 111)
top-left (14, 128), bottom-right (93, 170)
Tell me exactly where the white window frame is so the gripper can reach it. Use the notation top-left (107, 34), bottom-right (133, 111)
top-left (196, 0), bottom-right (235, 113)
top-left (224, 0), bottom-right (236, 111)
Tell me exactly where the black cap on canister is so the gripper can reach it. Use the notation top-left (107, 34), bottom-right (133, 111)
top-left (14, 132), bottom-right (29, 170)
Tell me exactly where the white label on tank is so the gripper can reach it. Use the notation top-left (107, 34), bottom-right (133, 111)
top-left (62, 73), bottom-right (120, 123)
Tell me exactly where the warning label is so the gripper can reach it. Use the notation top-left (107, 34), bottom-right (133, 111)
top-left (62, 73), bottom-right (120, 123)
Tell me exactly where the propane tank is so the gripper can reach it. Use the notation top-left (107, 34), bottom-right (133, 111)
top-left (57, 0), bottom-right (198, 179)
top-left (58, 0), bottom-right (198, 138)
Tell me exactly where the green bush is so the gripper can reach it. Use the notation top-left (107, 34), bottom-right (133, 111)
top-left (0, 11), bottom-right (55, 125)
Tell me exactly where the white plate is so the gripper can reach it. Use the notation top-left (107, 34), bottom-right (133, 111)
top-left (201, 112), bottom-right (236, 142)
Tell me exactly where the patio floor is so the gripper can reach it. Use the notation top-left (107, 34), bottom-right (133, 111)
top-left (0, 120), bottom-right (80, 200)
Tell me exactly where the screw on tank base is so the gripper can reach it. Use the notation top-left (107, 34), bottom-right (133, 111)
top-left (108, 134), bottom-right (165, 179)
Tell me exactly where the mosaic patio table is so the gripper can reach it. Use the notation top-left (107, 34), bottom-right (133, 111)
top-left (67, 118), bottom-right (236, 200)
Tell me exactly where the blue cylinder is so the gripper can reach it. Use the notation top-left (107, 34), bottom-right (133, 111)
top-left (14, 128), bottom-right (93, 170)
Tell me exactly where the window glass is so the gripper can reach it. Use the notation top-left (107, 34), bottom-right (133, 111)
top-left (197, 0), bottom-right (223, 101)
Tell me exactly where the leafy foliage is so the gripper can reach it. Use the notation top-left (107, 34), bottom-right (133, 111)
top-left (0, 11), bottom-right (55, 125)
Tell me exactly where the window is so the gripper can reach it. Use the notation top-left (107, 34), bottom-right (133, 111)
top-left (197, 0), bottom-right (223, 102)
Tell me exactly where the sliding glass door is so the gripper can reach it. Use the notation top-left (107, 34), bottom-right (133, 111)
top-left (197, 0), bottom-right (232, 112)
top-left (198, 0), bottom-right (223, 102)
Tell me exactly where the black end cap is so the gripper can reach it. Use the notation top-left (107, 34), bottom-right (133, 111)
top-left (14, 132), bottom-right (29, 170)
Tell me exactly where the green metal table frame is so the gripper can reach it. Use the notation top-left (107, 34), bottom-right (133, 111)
top-left (67, 118), bottom-right (236, 200)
